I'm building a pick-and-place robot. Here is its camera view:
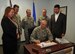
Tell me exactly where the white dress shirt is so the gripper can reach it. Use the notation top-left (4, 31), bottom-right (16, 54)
top-left (55, 13), bottom-right (60, 22)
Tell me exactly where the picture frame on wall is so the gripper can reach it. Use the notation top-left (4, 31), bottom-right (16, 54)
top-left (60, 6), bottom-right (67, 16)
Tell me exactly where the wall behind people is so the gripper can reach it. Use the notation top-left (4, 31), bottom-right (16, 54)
top-left (11, 0), bottom-right (50, 20)
top-left (0, 0), bottom-right (50, 45)
top-left (0, 0), bottom-right (9, 45)
top-left (49, 0), bottom-right (75, 43)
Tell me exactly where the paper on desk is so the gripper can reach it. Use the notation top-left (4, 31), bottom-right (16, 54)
top-left (55, 38), bottom-right (70, 44)
top-left (37, 42), bottom-right (57, 48)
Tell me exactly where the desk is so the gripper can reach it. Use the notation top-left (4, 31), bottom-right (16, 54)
top-left (24, 43), bottom-right (75, 54)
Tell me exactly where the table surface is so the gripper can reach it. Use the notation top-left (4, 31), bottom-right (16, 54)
top-left (24, 43), bottom-right (74, 54)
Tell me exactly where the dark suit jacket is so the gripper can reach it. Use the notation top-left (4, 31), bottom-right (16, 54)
top-left (50, 13), bottom-right (66, 38)
top-left (1, 16), bottom-right (17, 54)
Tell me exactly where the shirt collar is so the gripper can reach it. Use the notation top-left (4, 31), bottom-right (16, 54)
top-left (55, 12), bottom-right (60, 15)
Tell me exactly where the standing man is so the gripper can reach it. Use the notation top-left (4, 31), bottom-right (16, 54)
top-left (13, 4), bottom-right (22, 39)
top-left (22, 9), bottom-right (34, 44)
top-left (38, 9), bottom-right (49, 27)
top-left (49, 4), bottom-right (66, 40)
top-left (13, 4), bottom-right (22, 53)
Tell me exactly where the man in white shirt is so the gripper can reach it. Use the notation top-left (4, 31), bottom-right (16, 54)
top-left (49, 4), bottom-right (66, 40)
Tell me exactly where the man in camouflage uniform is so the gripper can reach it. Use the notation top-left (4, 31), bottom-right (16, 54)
top-left (13, 4), bottom-right (22, 54)
top-left (38, 9), bottom-right (50, 27)
top-left (22, 9), bottom-right (34, 44)
top-left (31, 19), bottom-right (53, 44)
top-left (13, 4), bottom-right (22, 38)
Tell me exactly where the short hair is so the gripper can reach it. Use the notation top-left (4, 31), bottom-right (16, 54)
top-left (13, 4), bottom-right (19, 8)
top-left (42, 9), bottom-right (47, 12)
top-left (4, 6), bottom-right (14, 17)
top-left (26, 9), bottom-right (31, 13)
top-left (54, 4), bottom-right (60, 9)
top-left (40, 19), bottom-right (47, 23)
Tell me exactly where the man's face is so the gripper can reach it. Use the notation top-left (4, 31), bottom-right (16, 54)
top-left (42, 10), bottom-right (46, 16)
top-left (26, 10), bottom-right (31, 17)
top-left (14, 7), bottom-right (19, 14)
top-left (54, 7), bottom-right (60, 14)
top-left (40, 20), bottom-right (47, 29)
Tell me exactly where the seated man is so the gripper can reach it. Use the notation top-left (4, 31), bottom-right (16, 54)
top-left (30, 19), bottom-right (53, 44)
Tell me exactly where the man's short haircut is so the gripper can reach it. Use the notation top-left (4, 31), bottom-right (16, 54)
top-left (42, 9), bottom-right (47, 12)
top-left (41, 19), bottom-right (47, 23)
top-left (26, 9), bottom-right (31, 13)
top-left (54, 4), bottom-right (60, 9)
top-left (13, 4), bottom-right (19, 8)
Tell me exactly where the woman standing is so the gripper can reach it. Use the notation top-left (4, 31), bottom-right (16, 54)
top-left (1, 7), bottom-right (18, 54)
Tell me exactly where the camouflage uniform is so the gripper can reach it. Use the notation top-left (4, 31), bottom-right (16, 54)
top-left (13, 14), bottom-right (22, 36)
top-left (38, 16), bottom-right (50, 27)
top-left (13, 14), bottom-right (22, 53)
top-left (30, 26), bottom-right (53, 42)
top-left (22, 16), bottom-right (34, 43)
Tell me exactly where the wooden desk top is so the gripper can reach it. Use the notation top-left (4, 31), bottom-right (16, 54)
top-left (24, 43), bottom-right (74, 54)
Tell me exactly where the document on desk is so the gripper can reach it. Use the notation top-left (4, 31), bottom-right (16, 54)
top-left (37, 42), bottom-right (57, 48)
top-left (55, 38), bottom-right (70, 44)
